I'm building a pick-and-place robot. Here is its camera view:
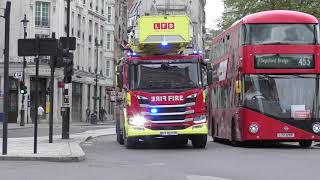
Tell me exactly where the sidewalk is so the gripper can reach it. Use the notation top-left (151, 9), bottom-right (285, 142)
top-left (0, 127), bottom-right (115, 162)
top-left (0, 120), bottom-right (115, 130)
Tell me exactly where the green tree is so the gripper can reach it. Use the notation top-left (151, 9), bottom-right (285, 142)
top-left (219, 0), bottom-right (320, 30)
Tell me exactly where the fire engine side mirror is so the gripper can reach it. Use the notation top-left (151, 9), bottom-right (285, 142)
top-left (207, 63), bottom-right (213, 85)
top-left (116, 65), bottom-right (123, 89)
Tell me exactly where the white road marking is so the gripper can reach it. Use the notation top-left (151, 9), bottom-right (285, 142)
top-left (143, 162), bottom-right (165, 166)
top-left (186, 175), bottom-right (231, 180)
top-left (81, 142), bottom-right (93, 146)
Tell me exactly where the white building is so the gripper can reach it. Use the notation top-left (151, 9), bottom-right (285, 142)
top-left (0, 0), bottom-right (115, 124)
top-left (128, 0), bottom-right (206, 50)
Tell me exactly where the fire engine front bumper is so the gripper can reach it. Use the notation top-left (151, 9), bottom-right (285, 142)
top-left (126, 123), bottom-right (208, 137)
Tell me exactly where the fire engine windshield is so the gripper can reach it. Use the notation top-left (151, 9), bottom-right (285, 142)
top-left (246, 24), bottom-right (316, 45)
top-left (129, 62), bottom-right (200, 91)
top-left (244, 74), bottom-right (318, 120)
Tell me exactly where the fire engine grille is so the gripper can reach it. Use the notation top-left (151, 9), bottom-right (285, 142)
top-left (154, 107), bottom-right (186, 113)
top-left (150, 125), bottom-right (186, 130)
top-left (149, 115), bottom-right (185, 121)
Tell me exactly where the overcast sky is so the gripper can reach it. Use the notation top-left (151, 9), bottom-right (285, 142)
top-left (205, 0), bottom-right (224, 30)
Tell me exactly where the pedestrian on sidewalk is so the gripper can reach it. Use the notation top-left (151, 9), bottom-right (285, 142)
top-left (37, 105), bottom-right (45, 122)
top-left (86, 108), bottom-right (90, 123)
top-left (99, 107), bottom-right (107, 122)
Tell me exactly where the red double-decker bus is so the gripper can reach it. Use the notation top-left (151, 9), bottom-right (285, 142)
top-left (208, 10), bottom-right (320, 147)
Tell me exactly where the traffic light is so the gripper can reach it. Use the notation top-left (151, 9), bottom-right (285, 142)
top-left (63, 52), bottom-right (74, 83)
top-left (55, 48), bottom-right (68, 68)
top-left (20, 81), bottom-right (27, 94)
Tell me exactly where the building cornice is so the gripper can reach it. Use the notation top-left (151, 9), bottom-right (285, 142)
top-left (88, 9), bottom-right (107, 21)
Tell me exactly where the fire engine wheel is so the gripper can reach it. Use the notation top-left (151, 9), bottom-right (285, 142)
top-left (123, 127), bottom-right (137, 149)
top-left (124, 137), bottom-right (137, 149)
top-left (191, 135), bottom-right (207, 149)
top-left (116, 121), bottom-right (124, 145)
top-left (299, 140), bottom-right (313, 148)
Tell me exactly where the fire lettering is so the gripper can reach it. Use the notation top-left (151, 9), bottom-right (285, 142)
top-left (162, 96), bottom-right (167, 101)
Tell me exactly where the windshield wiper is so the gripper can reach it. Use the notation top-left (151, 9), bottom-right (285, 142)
top-left (255, 41), bottom-right (290, 45)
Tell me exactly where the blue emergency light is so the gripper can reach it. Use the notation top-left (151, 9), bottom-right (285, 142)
top-left (127, 52), bottom-right (137, 56)
top-left (150, 108), bottom-right (158, 113)
top-left (161, 41), bottom-right (168, 46)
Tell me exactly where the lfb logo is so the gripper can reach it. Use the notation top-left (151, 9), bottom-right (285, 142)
top-left (154, 22), bottom-right (175, 30)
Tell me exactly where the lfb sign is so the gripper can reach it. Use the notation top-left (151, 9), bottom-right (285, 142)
top-left (154, 22), bottom-right (175, 30)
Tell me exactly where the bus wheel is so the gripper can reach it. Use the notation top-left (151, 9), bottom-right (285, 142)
top-left (191, 135), bottom-right (207, 149)
top-left (299, 140), bottom-right (312, 148)
top-left (116, 120), bottom-right (124, 145)
top-left (231, 120), bottom-right (241, 147)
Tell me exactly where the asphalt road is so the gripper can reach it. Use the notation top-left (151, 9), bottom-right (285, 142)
top-left (0, 135), bottom-right (320, 180)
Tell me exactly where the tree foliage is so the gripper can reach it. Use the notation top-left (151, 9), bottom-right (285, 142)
top-left (219, 0), bottom-right (320, 30)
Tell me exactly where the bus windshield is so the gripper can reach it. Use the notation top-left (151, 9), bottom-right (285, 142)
top-left (244, 74), bottom-right (317, 120)
top-left (245, 24), bottom-right (316, 45)
top-left (129, 62), bottom-right (201, 91)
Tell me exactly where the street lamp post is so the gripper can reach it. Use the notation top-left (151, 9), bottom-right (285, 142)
top-left (93, 39), bottom-right (100, 124)
top-left (20, 14), bottom-right (29, 126)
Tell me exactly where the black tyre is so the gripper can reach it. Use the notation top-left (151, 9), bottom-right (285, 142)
top-left (191, 135), bottom-right (207, 148)
top-left (125, 137), bottom-right (137, 149)
top-left (116, 120), bottom-right (124, 145)
top-left (123, 126), bottom-right (137, 149)
top-left (178, 137), bottom-right (189, 146)
top-left (299, 140), bottom-right (312, 148)
top-left (231, 120), bottom-right (241, 147)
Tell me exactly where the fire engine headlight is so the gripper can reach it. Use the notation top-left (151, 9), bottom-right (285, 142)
top-left (129, 115), bottom-right (146, 126)
top-left (249, 123), bottom-right (259, 134)
top-left (193, 115), bottom-right (206, 124)
top-left (312, 123), bottom-right (320, 133)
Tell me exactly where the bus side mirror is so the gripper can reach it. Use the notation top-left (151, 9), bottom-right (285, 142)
top-left (236, 80), bottom-right (242, 94)
top-left (116, 65), bottom-right (123, 89)
top-left (207, 63), bottom-right (213, 85)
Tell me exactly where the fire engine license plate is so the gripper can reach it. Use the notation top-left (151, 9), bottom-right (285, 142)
top-left (160, 131), bottom-right (178, 136)
top-left (277, 133), bottom-right (295, 138)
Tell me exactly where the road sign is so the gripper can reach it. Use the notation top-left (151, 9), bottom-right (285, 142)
top-left (59, 37), bottom-right (76, 50)
top-left (13, 71), bottom-right (23, 80)
top-left (18, 38), bottom-right (58, 56)
top-left (63, 95), bottom-right (70, 107)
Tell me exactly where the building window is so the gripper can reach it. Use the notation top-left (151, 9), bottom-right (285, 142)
top-left (35, 34), bottom-right (49, 38)
top-left (107, 6), bottom-right (112, 23)
top-left (106, 60), bottom-right (110, 77)
top-left (35, 2), bottom-right (50, 27)
top-left (106, 32), bottom-right (111, 50)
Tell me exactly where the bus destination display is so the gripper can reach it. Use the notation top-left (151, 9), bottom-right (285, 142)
top-left (254, 54), bottom-right (314, 69)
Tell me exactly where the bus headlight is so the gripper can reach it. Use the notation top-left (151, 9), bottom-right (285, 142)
top-left (194, 115), bottom-right (206, 124)
top-left (312, 123), bottom-right (320, 133)
top-left (249, 123), bottom-right (259, 134)
top-left (129, 115), bottom-right (146, 126)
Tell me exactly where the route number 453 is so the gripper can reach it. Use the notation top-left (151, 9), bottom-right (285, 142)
top-left (298, 57), bottom-right (312, 66)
